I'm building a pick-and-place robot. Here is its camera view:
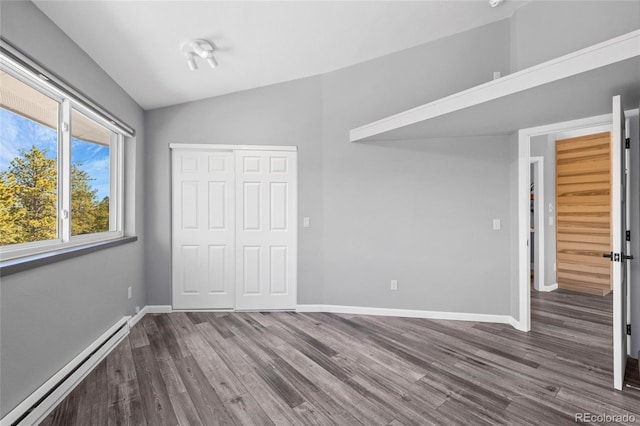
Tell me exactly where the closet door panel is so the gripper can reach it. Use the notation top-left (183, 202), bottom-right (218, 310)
top-left (172, 150), bottom-right (235, 309)
top-left (235, 150), bottom-right (297, 310)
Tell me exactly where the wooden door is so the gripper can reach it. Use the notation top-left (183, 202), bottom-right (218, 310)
top-left (556, 132), bottom-right (612, 295)
top-left (172, 149), bottom-right (236, 310)
top-left (235, 150), bottom-right (297, 310)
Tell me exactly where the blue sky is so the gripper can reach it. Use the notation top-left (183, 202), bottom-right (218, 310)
top-left (0, 108), bottom-right (110, 200)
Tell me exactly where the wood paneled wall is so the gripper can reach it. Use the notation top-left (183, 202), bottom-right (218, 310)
top-left (556, 132), bottom-right (612, 296)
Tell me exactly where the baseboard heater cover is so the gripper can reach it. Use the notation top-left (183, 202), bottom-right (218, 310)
top-left (1, 317), bottom-right (130, 426)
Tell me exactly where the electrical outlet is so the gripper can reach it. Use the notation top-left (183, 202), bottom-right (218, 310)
top-left (390, 280), bottom-right (398, 291)
top-left (303, 217), bottom-right (310, 228)
top-left (493, 219), bottom-right (501, 231)
top-left (135, 306), bottom-right (140, 314)
top-left (128, 286), bottom-right (132, 300)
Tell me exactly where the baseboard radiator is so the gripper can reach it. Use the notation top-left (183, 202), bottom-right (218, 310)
top-left (1, 317), bottom-right (130, 426)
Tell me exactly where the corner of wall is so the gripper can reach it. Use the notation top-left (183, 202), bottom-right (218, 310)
top-left (509, 132), bottom-right (520, 322)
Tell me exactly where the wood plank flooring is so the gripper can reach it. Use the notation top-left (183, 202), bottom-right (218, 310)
top-left (41, 290), bottom-right (640, 425)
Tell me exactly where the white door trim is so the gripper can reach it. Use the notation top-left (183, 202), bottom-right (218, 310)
top-left (529, 156), bottom-right (546, 293)
top-left (169, 143), bottom-right (297, 152)
top-left (516, 109), bottom-right (639, 333)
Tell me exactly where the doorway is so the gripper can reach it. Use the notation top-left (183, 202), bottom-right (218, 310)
top-left (170, 145), bottom-right (298, 311)
top-left (518, 102), bottom-right (637, 390)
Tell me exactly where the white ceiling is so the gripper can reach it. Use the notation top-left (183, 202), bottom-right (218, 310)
top-left (34, 1), bottom-right (528, 110)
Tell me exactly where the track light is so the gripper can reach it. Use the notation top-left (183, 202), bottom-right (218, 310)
top-left (185, 52), bottom-right (198, 71)
top-left (206, 56), bottom-right (218, 69)
top-left (181, 39), bottom-right (219, 71)
top-left (489, 0), bottom-right (504, 7)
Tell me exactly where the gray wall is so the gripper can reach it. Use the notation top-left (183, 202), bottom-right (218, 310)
top-left (144, 1), bottom-right (640, 320)
top-left (510, 0), bottom-right (640, 72)
top-left (0, 1), bottom-right (145, 417)
top-left (144, 76), bottom-right (324, 305)
top-left (319, 19), bottom-right (512, 313)
top-left (144, 19), bottom-right (514, 315)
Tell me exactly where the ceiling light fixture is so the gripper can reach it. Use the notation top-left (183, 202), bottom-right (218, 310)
top-left (489, 0), bottom-right (504, 7)
top-left (185, 51), bottom-right (198, 71)
top-left (181, 39), bottom-right (218, 71)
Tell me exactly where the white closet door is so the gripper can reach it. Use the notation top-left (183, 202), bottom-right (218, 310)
top-left (172, 150), bottom-right (235, 310)
top-left (235, 150), bottom-right (297, 310)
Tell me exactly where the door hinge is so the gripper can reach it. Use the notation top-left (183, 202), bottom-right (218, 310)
top-left (626, 230), bottom-right (631, 241)
top-left (627, 324), bottom-right (632, 336)
top-left (625, 138), bottom-right (630, 149)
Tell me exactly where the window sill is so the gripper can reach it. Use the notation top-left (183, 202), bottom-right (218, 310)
top-left (0, 236), bottom-right (138, 277)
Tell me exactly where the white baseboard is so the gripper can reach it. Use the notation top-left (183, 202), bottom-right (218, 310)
top-left (128, 306), bottom-right (149, 328)
top-left (145, 305), bottom-right (173, 314)
top-left (127, 305), bottom-right (171, 329)
top-left (509, 317), bottom-right (529, 331)
top-left (1, 317), bottom-right (130, 426)
top-left (539, 283), bottom-right (559, 292)
top-left (296, 304), bottom-right (516, 326)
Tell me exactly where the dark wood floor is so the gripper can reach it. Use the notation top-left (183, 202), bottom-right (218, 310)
top-left (41, 290), bottom-right (640, 425)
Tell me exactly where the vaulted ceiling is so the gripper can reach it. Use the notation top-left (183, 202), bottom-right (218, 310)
top-left (34, 1), bottom-right (528, 110)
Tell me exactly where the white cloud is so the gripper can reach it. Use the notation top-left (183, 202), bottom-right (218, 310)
top-left (82, 156), bottom-right (110, 175)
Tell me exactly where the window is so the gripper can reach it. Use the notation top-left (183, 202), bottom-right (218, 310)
top-left (71, 110), bottom-right (113, 236)
top-left (0, 71), bottom-right (59, 245)
top-left (0, 64), bottom-right (125, 260)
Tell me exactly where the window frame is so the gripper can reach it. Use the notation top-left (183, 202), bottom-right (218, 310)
top-left (0, 58), bottom-right (125, 261)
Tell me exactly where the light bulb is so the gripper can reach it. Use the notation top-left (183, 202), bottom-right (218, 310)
top-left (185, 52), bottom-right (198, 71)
top-left (206, 55), bottom-right (218, 68)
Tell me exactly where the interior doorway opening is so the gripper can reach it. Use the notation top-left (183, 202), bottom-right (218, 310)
top-left (519, 104), bottom-right (638, 391)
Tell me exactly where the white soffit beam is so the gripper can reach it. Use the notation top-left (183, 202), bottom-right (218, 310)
top-left (350, 30), bottom-right (640, 142)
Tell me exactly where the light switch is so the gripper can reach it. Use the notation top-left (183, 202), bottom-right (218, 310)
top-left (548, 216), bottom-right (554, 226)
top-left (492, 219), bottom-right (501, 231)
top-left (303, 217), bottom-right (310, 228)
